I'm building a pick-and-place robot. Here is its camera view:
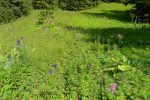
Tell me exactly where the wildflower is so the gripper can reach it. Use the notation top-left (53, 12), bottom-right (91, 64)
top-left (49, 70), bottom-right (53, 75)
top-left (53, 64), bottom-right (57, 69)
top-left (16, 40), bottom-right (20, 45)
top-left (108, 83), bottom-right (118, 94)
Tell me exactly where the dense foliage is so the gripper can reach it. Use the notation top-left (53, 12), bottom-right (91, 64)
top-left (102, 0), bottom-right (123, 3)
top-left (38, 10), bottom-right (54, 25)
top-left (32, 0), bottom-right (58, 9)
top-left (59, 0), bottom-right (100, 11)
top-left (129, 0), bottom-right (150, 23)
top-left (0, 0), bottom-right (31, 24)
top-left (32, 0), bottom-right (100, 11)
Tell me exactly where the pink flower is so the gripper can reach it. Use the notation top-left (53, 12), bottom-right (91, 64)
top-left (108, 83), bottom-right (118, 94)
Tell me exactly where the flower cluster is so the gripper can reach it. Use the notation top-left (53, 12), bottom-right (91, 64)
top-left (16, 36), bottom-right (24, 46)
top-left (49, 64), bottom-right (57, 75)
top-left (108, 83), bottom-right (118, 94)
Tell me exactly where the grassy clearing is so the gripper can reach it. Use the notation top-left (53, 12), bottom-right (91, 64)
top-left (0, 3), bottom-right (150, 100)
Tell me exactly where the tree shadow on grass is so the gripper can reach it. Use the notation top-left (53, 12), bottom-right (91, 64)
top-left (66, 25), bottom-right (150, 48)
top-left (87, 27), bottom-right (150, 47)
top-left (65, 25), bottom-right (150, 74)
top-left (81, 10), bottom-right (131, 22)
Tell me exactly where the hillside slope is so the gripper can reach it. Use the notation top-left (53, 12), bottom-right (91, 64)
top-left (0, 3), bottom-right (150, 100)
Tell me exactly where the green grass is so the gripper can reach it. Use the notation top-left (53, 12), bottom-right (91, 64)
top-left (0, 3), bottom-right (150, 100)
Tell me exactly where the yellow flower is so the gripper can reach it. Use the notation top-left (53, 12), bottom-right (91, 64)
top-left (118, 65), bottom-right (130, 71)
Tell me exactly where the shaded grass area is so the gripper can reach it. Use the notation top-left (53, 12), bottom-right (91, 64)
top-left (65, 25), bottom-right (150, 74)
top-left (65, 25), bottom-right (150, 47)
top-left (82, 10), bottom-right (131, 22)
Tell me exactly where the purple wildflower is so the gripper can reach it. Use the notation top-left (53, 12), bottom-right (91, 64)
top-left (16, 40), bottom-right (20, 45)
top-left (49, 70), bottom-right (53, 75)
top-left (53, 64), bottom-right (57, 69)
top-left (108, 83), bottom-right (118, 94)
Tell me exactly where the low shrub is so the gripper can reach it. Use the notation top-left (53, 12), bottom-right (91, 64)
top-left (38, 10), bottom-right (54, 25)
top-left (0, 7), bottom-right (15, 24)
top-left (32, 0), bottom-right (58, 10)
top-left (0, 0), bottom-right (31, 24)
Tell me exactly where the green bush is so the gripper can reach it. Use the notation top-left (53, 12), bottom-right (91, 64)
top-left (130, 1), bottom-right (150, 23)
top-left (0, 7), bottom-right (15, 24)
top-left (32, 0), bottom-right (58, 10)
top-left (123, 0), bottom-right (150, 23)
top-left (59, 0), bottom-right (100, 11)
top-left (0, 0), bottom-right (31, 24)
top-left (32, 0), bottom-right (100, 11)
top-left (38, 10), bottom-right (54, 25)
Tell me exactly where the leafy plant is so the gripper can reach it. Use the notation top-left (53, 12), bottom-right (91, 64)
top-left (32, 0), bottom-right (58, 10)
top-left (38, 10), bottom-right (54, 25)
top-left (0, 37), bottom-right (28, 69)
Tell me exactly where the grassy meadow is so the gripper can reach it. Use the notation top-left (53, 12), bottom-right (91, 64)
top-left (0, 3), bottom-right (150, 100)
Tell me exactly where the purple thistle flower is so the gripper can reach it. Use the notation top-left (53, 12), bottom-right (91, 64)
top-left (49, 70), bottom-right (53, 75)
top-left (16, 40), bottom-right (20, 45)
top-left (53, 64), bottom-right (57, 69)
top-left (108, 83), bottom-right (118, 94)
